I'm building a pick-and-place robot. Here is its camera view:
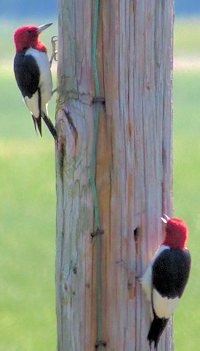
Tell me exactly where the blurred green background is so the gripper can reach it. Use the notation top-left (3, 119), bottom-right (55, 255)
top-left (0, 11), bottom-right (200, 351)
top-left (0, 20), bottom-right (57, 351)
top-left (173, 19), bottom-right (200, 351)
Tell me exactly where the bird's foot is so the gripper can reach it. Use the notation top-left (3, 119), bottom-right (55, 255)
top-left (50, 36), bottom-right (58, 67)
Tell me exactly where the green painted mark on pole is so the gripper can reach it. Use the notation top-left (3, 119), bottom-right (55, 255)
top-left (90, 0), bottom-right (104, 348)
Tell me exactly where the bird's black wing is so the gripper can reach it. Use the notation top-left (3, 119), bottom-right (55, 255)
top-left (14, 51), bottom-right (40, 98)
top-left (152, 248), bottom-right (191, 299)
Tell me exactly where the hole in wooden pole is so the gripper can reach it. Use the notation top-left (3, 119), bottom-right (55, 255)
top-left (134, 227), bottom-right (141, 241)
top-left (134, 227), bottom-right (141, 255)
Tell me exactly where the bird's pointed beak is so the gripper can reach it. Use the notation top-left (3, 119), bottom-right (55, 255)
top-left (161, 217), bottom-right (167, 224)
top-left (37, 23), bottom-right (53, 33)
top-left (161, 214), bottom-right (170, 224)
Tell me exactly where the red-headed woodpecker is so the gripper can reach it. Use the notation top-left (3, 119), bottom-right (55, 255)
top-left (13, 23), bottom-right (57, 139)
top-left (141, 215), bottom-right (191, 349)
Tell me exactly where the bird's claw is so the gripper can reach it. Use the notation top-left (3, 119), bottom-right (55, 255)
top-left (50, 36), bottom-right (58, 66)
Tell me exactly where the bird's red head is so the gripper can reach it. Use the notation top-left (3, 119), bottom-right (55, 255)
top-left (14, 23), bottom-right (52, 53)
top-left (162, 217), bottom-right (188, 249)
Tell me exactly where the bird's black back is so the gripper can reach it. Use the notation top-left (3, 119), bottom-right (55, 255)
top-left (14, 51), bottom-right (40, 98)
top-left (152, 248), bottom-right (191, 299)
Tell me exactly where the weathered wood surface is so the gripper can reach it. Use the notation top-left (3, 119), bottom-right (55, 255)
top-left (55, 1), bottom-right (173, 351)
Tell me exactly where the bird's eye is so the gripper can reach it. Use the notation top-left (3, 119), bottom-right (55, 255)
top-left (27, 30), bottom-right (32, 34)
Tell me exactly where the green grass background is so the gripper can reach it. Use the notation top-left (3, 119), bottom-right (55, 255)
top-left (0, 17), bottom-right (199, 351)
top-left (173, 70), bottom-right (200, 350)
top-left (0, 19), bottom-right (57, 351)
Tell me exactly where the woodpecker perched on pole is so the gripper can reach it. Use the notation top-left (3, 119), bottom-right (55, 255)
top-left (141, 215), bottom-right (191, 350)
top-left (13, 23), bottom-right (57, 139)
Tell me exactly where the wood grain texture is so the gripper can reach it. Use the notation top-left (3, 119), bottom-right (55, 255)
top-left (55, 1), bottom-right (173, 350)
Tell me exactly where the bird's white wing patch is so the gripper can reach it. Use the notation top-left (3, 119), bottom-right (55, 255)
top-left (153, 289), bottom-right (179, 319)
top-left (141, 245), bottom-right (169, 301)
top-left (25, 48), bottom-right (52, 111)
top-left (24, 91), bottom-right (40, 118)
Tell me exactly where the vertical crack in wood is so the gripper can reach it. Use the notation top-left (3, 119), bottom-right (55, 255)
top-left (56, 127), bottom-right (66, 351)
top-left (62, 108), bottom-right (78, 147)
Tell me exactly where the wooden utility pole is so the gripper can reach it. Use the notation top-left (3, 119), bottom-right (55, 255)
top-left (55, 1), bottom-right (173, 351)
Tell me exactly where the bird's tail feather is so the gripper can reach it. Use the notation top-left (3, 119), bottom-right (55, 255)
top-left (41, 112), bottom-right (57, 140)
top-left (32, 115), bottom-right (42, 136)
top-left (147, 316), bottom-right (168, 349)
